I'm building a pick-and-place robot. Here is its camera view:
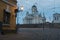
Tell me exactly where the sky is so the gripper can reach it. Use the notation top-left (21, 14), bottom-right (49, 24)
top-left (16, 0), bottom-right (60, 24)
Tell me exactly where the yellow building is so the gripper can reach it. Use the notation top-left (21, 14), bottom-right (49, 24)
top-left (0, 0), bottom-right (17, 32)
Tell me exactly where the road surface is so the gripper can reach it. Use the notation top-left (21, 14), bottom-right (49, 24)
top-left (0, 28), bottom-right (60, 40)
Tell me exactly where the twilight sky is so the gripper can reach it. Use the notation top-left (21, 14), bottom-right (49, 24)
top-left (16, 0), bottom-right (60, 24)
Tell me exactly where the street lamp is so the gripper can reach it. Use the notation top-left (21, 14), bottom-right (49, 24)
top-left (17, 6), bottom-right (24, 24)
top-left (20, 6), bottom-right (24, 11)
top-left (14, 5), bottom-right (24, 24)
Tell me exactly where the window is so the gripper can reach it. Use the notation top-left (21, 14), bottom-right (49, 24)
top-left (3, 9), bottom-right (10, 24)
top-left (54, 17), bottom-right (56, 20)
top-left (57, 16), bottom-right (59, 20)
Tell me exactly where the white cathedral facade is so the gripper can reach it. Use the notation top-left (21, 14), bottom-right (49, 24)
top-left (23, 5), bottom-right (46, 24)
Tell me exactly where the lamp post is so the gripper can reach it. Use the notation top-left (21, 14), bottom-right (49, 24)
top-left (42, 8), bottom-right (45, 31)
top-left (14, 6), bottom-right (24, 33)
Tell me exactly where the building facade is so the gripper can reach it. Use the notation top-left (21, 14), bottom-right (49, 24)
top-left (0, 0), bottom-right (17, 31)
top-left (53, 13), bottom-right (60, 23)
top-left (23, 5), bottom-right (46, 24)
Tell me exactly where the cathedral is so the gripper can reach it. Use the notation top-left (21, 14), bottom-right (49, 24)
top-left (23, 5), bottom-right (46, 24)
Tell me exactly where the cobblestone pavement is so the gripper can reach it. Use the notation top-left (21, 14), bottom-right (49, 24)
top-left (0, 28), bottom-right (60, 40)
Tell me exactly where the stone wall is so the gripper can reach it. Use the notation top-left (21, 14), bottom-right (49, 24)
top-left (17, 23), bottom-right (60, 28)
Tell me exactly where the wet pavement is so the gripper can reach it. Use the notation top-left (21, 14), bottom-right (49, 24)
top-left (0, 28), bottom-right (60, 40)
